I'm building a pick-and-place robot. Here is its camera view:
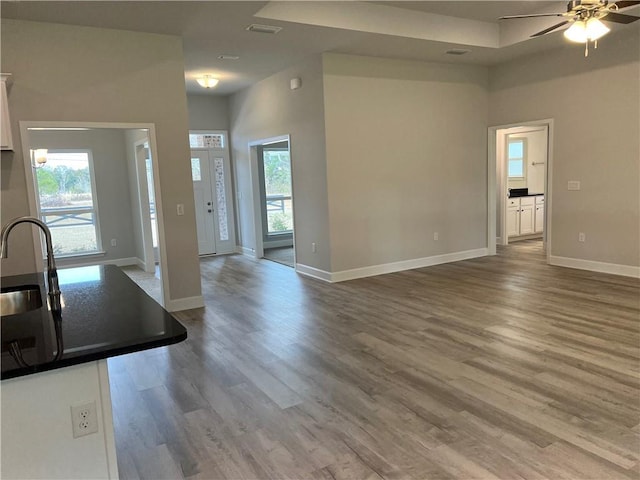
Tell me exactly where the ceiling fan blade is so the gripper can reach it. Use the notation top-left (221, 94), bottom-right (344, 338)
top-left (613, 1), bottom-right (640, 8)
top-left (602, 11), bottom-right (640, 23)
top-left (500, 13), bottom-right (565, 19)
top-left (531, 20), bottom-right (570, 37)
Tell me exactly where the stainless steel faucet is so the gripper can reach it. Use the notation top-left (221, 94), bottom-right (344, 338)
top-left (1, 216), bottom-right (62, 312)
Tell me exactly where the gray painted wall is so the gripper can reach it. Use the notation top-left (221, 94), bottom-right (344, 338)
top-left (490, 27), bottom-right (639, 267)
top-left (0, 19), bottom-right (201, 302)
top-left (323, 53), bottom-right (489, 272)
top-left (229, 55), bottom-right (331, 272)
top-left (27, 129), bottom-right (137, 266)
top-left (187, 95), bottom-right (229, 131)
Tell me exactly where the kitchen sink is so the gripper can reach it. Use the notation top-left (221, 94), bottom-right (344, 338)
top-left (0, 285), bottom-right (43, 316)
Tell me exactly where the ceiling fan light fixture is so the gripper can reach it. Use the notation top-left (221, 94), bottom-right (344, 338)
top-left (197, 75), bottom-right (219, 89)
top-left (564, 17), bottom-right (610, 43)
top-left (564, 20), bottom-right (588, 42)
top-left (585, 17), bottom-right (610, 40)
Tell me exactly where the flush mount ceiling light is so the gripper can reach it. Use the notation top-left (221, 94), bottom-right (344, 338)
top-left (196, 75), bottom-right (219, 89)
top-left (218, 54), bottom-right (240, 60)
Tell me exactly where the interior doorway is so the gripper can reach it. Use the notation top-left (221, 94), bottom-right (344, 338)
top-left (248, 135), bottom-right (296, 268)
top-left (18, 121), bottom-right (169, 306)
top-left (488, 119), bottom-right (554, 263)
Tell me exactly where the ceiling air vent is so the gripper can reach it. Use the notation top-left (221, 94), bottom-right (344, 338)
top-left (445, 49), bottom-right (471, 56)
top-left (246, 24), bottom-right (282, 34)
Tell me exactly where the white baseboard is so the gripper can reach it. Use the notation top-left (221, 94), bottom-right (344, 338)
top-left (58, 256), bottom-right (139, 269)
top-left (295, 263), bottom-right (332, 282)
top-left (165, 295), bottom-right (204, 312)
top-left (136, 258), bottom-right (146, 270)
top-left (296, 248), bottom-right (488, 283)
top-left (549, 256), bottom-right (640, 278)
top-left (330, 248), bottom-right (488, 282)
top-left (236, 246), bottom-right (255, 256)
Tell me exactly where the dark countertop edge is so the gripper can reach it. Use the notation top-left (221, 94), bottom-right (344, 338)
top-left (508, 193), bottom-right (545, 198)
top-left (1, 330), bottom-right (187, 381)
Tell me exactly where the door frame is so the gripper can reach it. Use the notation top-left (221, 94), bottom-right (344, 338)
top-left (19, 121), bottom-right (169, 307)
top-left (133, 138), bottom-right (156, 273)
top-left (487, 118), bottom-right (554, 263)
top-left (189, 129), bottom-right (236, 255)
top-left (247, 134), bottom-right (295, 265)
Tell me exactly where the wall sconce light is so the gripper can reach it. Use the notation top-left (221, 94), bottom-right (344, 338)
top-left (31, 149), bottom-right (48, 168)
top-left (196, 75), bottom-right (219, 89)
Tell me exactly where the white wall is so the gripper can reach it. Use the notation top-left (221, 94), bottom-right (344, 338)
top-left (229, 55), bottom-right (331, 272)
top-left (507, 128), bottom-right (546, 194)
top-left (28, 129), bottom-right (138, 266)
top-left (322, 53), bottom-right (489, 272)
top-left (490, 26), bottom-right (640, 268)
top-left (0, 19), bottom-right (201, 303)
top-left (187, 94), bottom-right (229, 131)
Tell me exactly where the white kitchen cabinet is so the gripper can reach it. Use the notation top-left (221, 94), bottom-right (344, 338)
top-left (508, 195), bottom-right (543, 238)
top-left (1, 73), bottom-right (13, 151)
top-left (507, 198), bottom-right (520, 237)
top-left (534, 195), bottom-right (545, 233)
top-left (519, 197), bottom-right (535, 235)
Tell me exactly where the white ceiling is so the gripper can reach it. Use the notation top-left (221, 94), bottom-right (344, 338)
top-left (2, 1), bottom-right (638, 95)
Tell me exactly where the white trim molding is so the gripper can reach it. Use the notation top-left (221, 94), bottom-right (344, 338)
top-left (330, 248), bottom-right (488, 282)
top-left (549, 256), bottom-right (640, 278)
top-left (56, 256), bottom-right (139, 269)
top-left (165, 295), bottom-right (205, 312)
top-left (296, 263), bottom-right (332, 282)
top-left (296, 248), bottom-right (488, 284)
top-left (236, 245), bottom-right (256, 256)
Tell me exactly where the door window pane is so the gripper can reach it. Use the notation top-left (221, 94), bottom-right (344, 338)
top-left (191, 158), bottom-right (201, 181)
top-left (214, 158), bottom-right (229, 241)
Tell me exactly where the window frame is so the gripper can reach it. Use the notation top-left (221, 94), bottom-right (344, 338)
top-left (259, 145), bottom-right (293, 238)
top-left (33, 148), bottom-right (103, 258)
top-left (507, 137), bottom-right (527, 180)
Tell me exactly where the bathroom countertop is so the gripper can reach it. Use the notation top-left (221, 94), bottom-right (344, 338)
top-left (1, 264), bottom-right (187, 380)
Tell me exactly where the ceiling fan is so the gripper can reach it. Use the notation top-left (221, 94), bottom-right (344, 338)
top-left (500, 0), bottom-right (640, 55)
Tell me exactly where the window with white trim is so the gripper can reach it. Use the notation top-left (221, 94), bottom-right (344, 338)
top-left (34, 150), bottom-right (102, 256)
top-left (507, 138), bottom-right (526, 179)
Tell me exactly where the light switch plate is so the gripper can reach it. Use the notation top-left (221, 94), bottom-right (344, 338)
top-left (568, 181), bottom-right (581, 191)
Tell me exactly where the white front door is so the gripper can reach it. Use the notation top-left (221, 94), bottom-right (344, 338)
top-left (191, 151), bottom-right (217, 255)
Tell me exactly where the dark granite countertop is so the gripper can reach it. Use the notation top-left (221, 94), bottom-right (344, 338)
top-left (1, 265), bottom-right (187, 380)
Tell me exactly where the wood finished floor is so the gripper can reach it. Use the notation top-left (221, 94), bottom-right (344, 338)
top-left (109, 240), bottom-right (640, 479)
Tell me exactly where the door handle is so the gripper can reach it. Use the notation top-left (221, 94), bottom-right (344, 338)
top-left (207, 202), bottom-right (212, 206)
top-left (208, 209), bottom-right (212, 213)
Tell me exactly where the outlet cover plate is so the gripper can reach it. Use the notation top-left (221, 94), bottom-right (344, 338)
top-left (71, 401), bottom-right (99, 438)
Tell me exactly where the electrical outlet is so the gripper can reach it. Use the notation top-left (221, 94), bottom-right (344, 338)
top-left (110, 238), bottom-right (117, 247)
top-left (433, 232), bottom-right (439, 241)
top-left (177, 204), bottom-right (185, 216)
top-left (578, 232), bottom-right (586, 242)
top-left (71, 401), bottom-right (98, 438)
top-left (311, 242), bottom-right (317, 253)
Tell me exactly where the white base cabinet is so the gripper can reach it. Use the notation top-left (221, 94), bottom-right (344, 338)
top-left (508, 195), bottom-right (543, 239)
